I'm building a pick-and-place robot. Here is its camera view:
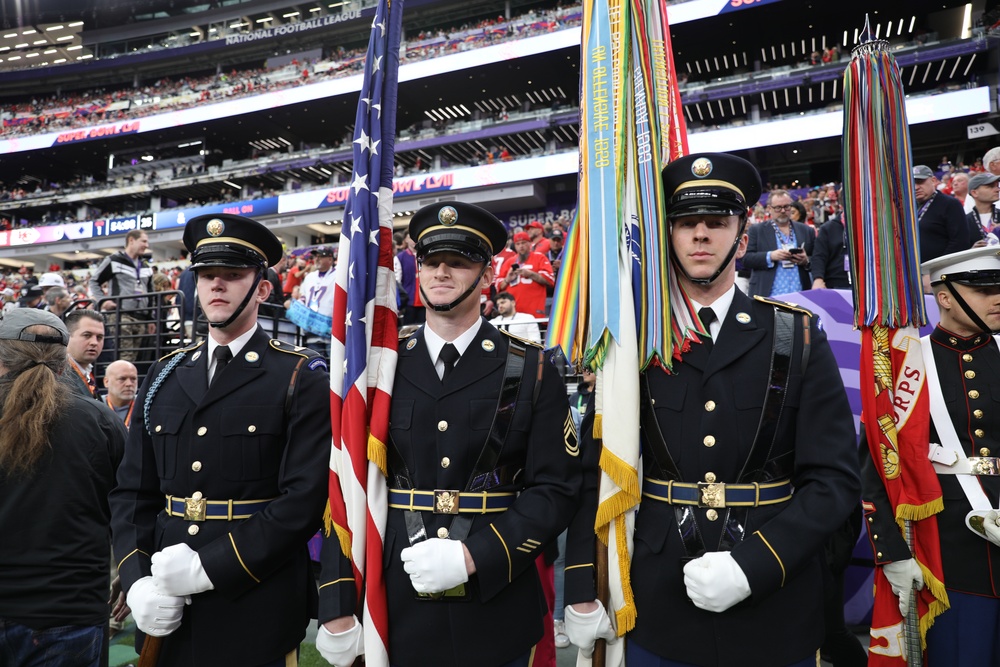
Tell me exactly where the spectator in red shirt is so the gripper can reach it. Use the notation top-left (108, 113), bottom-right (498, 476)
top-left (282, 255), bottom-right (308, 299)
top-left (496, 231), bottom-right (554, 318)
top-left (526, 220), bottom-right (550, 255)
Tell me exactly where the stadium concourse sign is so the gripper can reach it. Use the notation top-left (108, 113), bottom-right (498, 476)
top-left (224, 11), bottom-right (364, 45)
top-left (153, 197), bottom-right (281, 231)
top-left (276, 152), bottom-right (578, 215)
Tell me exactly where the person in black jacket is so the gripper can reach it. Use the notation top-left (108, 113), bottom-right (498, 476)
top-left (565, 153), bottom-right (860, 666)
top-left (0, 308), bottom-right (126, 667)
top-left (110, 214), bottom-right (331, 667)
top-left (913, 164), bottom-right (971, 262)
top-left (811, 214), bottom-right (852, 290)
top-left (965, 171), bottom-right (1000, 246)
top-left (317, 201), bottom-right (580, 667)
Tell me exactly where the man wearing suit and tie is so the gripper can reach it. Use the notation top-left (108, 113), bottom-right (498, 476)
top-left (743, 190), bottom-right (816, 297)
top-left (110, 213), bottom-right (332, 667)
top-left (564, 153), bottom-right (859, 666)
top-left (317, 201), bottom-right (580, 667)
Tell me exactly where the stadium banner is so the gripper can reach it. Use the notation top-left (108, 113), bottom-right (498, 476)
top-left (153, 197), bottom-right (280, 230)
top-left (5, 222), bottom-right (93, 246)
top-left (277, 153), bottom-right (579, 214)
top-left (223, 10), bottom-right (364, 46)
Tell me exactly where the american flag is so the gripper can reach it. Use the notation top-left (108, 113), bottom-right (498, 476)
top-left (328, 0), bottom-right (403, 664)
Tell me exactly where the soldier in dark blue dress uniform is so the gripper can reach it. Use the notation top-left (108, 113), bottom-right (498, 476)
top-left (316, 201), bottom-right (581, 667)
top-left (110, 213), bottom-right (332, 667)
top-left (861, 246), bottom-right (1000, 665)
top-left (564, 153), bottom-right (861, 666)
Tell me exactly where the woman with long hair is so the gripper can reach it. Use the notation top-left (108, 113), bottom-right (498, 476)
top-left (0, 308), bottom-right (127, 667)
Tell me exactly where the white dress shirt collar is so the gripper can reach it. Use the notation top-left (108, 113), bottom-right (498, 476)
top-left (423, 318), bottom-right (483, 380)
top-left (207, 325), bottom-right (259, 381)
top-left (691, 284), bottom-right (737, 341)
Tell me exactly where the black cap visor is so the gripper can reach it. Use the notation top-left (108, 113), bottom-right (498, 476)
top-left (190, 242), bottom-right (266, 271)
top-left (416, 230), bottom-right (492, 264)
top-left (667, 187), bottom-right (747, 219)
top-left (938, 270), bottom-right (1000, 287)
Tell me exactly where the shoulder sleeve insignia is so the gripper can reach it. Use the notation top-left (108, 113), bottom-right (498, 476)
top-left (498, 327), bottom-right (543, 348)
top-left (752, 294), bottom-right (814, 318)
top-left (158, 339), bottom-right (204, 362)
top-left (307, 357), bottom-right (329, 372)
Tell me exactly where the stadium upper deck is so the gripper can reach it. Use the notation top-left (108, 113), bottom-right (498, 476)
top-left (0, 0), bottom-right (993, 270)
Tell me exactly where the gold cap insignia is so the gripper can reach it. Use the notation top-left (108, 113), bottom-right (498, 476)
top-left (736, 312), bottom-right (751, 324)
top-left (191, 350), bottom-right (202, 362)
top-left (245, 351), bottom-right (259, 363)
top-left (691, 157), bottom-right (713, 178)
top-left (406, 338), bottom-right (417, 350)
top-left (482, 339), bottom-right (495, 351)
top-left (205, 218), bottom-right (225, 237)
top-left (438, 205), bottom-right (458, 226)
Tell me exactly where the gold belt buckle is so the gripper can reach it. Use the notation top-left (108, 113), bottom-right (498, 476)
top-left (697, 482), bottom-right (726, 508)
top-left (433, 490), bottom-right (461, 514)
top-left (184, 496), bottom-right (207, 521)
top-left (970, 457), bottom-right (999, 476)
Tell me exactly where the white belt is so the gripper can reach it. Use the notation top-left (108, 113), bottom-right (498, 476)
top-left (930, 445), bottom-right (1000, 476)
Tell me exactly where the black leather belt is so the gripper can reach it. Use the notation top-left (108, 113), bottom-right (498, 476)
top-left (388, 489), bottom-right (516, 514)
top-left (165, 495), bottom-right (274, 521)
top-left (641, 478), bottom-right (793, 508)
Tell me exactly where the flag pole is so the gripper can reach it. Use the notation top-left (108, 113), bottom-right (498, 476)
top-left (842, 14), bottom-right (943, 666)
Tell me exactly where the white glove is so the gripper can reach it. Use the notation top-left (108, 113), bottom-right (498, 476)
top-left (564, 602), bottom-right (617, 658)
top-left (400, 538), bottom-right (469, 594)
top-left (882, 558), bottom-right (924, 616)
top-left (126, 576), bottom-right (188, 637)
top-left (151, 543), bottom-right (215, 597)
top-left (316, 616), bottom-right (365, 667)
top-left (966, 509), bottom-right (1000, 547)
top-left (683, 551), bottom-right (751, 613)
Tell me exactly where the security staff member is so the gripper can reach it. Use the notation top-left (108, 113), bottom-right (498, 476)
top-left (861, 246), bottom-right (1000, 665)
top-left (565, 153), bottom-right (860, 666)
top-left (317, 201), bottom-right (581, 667)
top-left (110, 214), bottom-right (332, 667)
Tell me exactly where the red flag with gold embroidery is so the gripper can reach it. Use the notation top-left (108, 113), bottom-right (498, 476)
top-left (842, 22), bottom-right (948, 664)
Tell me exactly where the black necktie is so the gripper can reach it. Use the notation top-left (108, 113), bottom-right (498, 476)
top-left (211, 345), bottom-right (232, 387)
top-left (699, 307), bottom-right (716, 350)
top-left (439, 343), bottom-right (460, 381)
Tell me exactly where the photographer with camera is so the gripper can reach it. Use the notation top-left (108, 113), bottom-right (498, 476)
top-left (743, 190), bottom-right (815, 298)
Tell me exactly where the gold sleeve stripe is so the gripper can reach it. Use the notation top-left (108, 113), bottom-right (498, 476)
top-left (319, 577), bottom-right (355, 590)
top-left (229, 533), bottom-right (261, 583)
top-left (490, 524), bottom-right (513, 583)
top-left (754, 530), bottom-right (785, 587)
top-left (525, 538), bottom-right (541, 545)
top-left (564, 563), bottom-right (594, 572)
top-left (117, 548), bottom-right (149, 571)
